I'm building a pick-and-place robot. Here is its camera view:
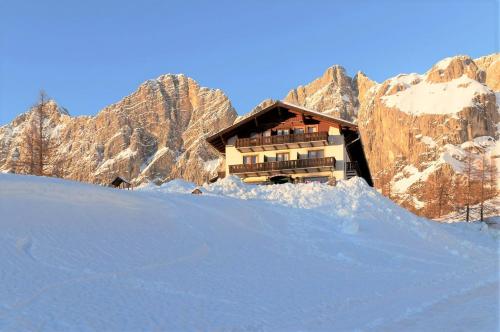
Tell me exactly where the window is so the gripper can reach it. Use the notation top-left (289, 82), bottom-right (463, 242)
top-left (307, 150), bottom-right (324, 159)
top-left (263, 130), bottom-right (271, 137)
top-left (306, 126), bottom-right (317, 133)
top-left (276, 152), bottom-right (289, 162)
top-left (243, 155), bottom-right (258, 164)
top-left (303, 176), bottom-right (329, 183)
top-left (294, 127), bottom-right (304, 134)
top-left (277, 129), bottom-right (290, 136)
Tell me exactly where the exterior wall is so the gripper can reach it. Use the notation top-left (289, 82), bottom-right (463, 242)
top-left (225, 125), bottom-right (347, 183)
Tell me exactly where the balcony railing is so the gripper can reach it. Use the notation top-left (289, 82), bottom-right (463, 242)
top-left (345, 161), bottom-right (359, 179)
top-left (235, 132), bottom-right (328, 149)
top-left (345, 161), bottom-right (359, 172)
top-left (229, 157), bottom-right (336, 174)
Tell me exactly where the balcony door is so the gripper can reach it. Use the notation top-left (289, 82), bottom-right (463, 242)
top-left (243, 155), bottom-right (258, 164)
top-left (276, 152), bottom-right (290, 162)
top-left (307, 150), bottom-right (324, 159)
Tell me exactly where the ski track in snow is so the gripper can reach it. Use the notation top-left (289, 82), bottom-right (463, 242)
top-left (0, 174), bottom-right (498, 331)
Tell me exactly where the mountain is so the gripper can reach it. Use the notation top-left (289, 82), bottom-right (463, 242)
top-left (0, 74), bottom-right (237, 185)
top-left (284, 65), bottom-right (359, 121)
top-left (283, 54), bottom-right (499, 216)
top-left (0, 54), bottom-right (498, 218)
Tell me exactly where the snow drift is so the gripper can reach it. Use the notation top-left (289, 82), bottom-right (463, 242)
top-left (0, 174), bottom-right (498, 331)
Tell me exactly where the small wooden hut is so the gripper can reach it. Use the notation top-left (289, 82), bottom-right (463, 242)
top-left (191, 188), bottom-right (203, 195)
top-left (110, 176), bottom-right (132, 190)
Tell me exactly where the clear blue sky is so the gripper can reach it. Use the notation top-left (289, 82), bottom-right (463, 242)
top-left (0, 0), bottom-right (498, 124)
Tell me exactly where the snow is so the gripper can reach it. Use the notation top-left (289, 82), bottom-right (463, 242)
top-left (392, 163), bottom-right (439, 194)
top-left (443, 136), bottom-right (498, 173)
top-left (381, 75), bottom-right (492, 116)
top-left (94, 148), bottom-right (138, 175)
top-left (144, 178), bottom-right (196, 194)
top-left (420, 135), bottom-right (437, 148)
top-left (139, 146), bottom-right (170, 173)
top-left (203, 158), bottom-right (221, 173)
top-left (391, 136), bottom-right (498, 194)
top-left (441, 143), bottom-right (467, 172)
top-left (0, 174), bottom-right (498, 331)
top-left (433, 56), bottom-right (455, 71)
top-left (439, 197), bottom-right (500, 223)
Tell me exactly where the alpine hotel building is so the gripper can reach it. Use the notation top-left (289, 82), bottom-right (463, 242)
top-left (207, 101), bottom-right (372, 185)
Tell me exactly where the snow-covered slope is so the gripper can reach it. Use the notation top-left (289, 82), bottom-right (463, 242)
top-left (380, 74), bottom-right (491, 116)
top-left (0, 174), bottom-right (498, 331)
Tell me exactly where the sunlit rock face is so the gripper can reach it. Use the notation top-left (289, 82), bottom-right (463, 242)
top-left (0, 74), bottom-right (237, 185)
top-left (280, 54), bottom-right (499, 215)
top-left (284, 65), bottom-right (360, 122)
top-left (1, 54), bottom-right (498, 217)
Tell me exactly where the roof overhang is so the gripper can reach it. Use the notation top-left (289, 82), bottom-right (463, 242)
top-left (206, 100), bottom-right (358, 153)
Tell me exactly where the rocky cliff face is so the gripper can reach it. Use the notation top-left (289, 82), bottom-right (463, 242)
top-left (280, 54), bottom-right (499, 215)
top-left (1, 54), bottom-right (497, 217)
top-left (284, 66), bottom-right (359, 121)
top-left (475, 54), bottom-right (500, 91)
top-left (0, 74), bottom-right (237, 185)
top-left (358, 55), bottom-right (498, 212)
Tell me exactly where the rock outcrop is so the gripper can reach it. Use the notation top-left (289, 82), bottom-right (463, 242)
top-left (0, 74), bottom-right (237, 185)
top-left (280, 54), bottom-right (499, 216)
top-left (474, 53), bottom-right (500, 91)
top-left (284, 66), bottom-right (359, 121)
top-left (1, 54), bottom-right (498, 218)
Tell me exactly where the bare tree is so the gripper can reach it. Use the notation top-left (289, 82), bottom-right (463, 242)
top-left (478, 152), bottom-right (486, 222)
top-left (377, 169), bottom-right (394, 200)
top-left (452, 146), bottom-right (498, 222)
top-left (462, 149), bottom-right (475, 222)
top-left (35, 91), bottom-right (48, 175)
top-left (15, 90), bottom-right (60, 176)
top-left (424, 168), bottom-right (452, 218)
top-left (477, 154), bottom-right (499, 221)
top-left (14, 116), bottom-right (36, 174)
top-left (488, 156), bottom-right (498, 201)
top-left (469, 150), bottom-right (499, 222)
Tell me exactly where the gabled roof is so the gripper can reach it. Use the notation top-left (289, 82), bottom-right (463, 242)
top-left (111, 176), bottom-right (130, 186)
top-left (206, 100), bottom-right (357, 153)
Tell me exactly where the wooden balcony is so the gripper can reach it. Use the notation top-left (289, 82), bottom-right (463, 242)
top-left (235, 132), bottom-right (329, 152)
top-left (229, 157), bottom-right (336, 177)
